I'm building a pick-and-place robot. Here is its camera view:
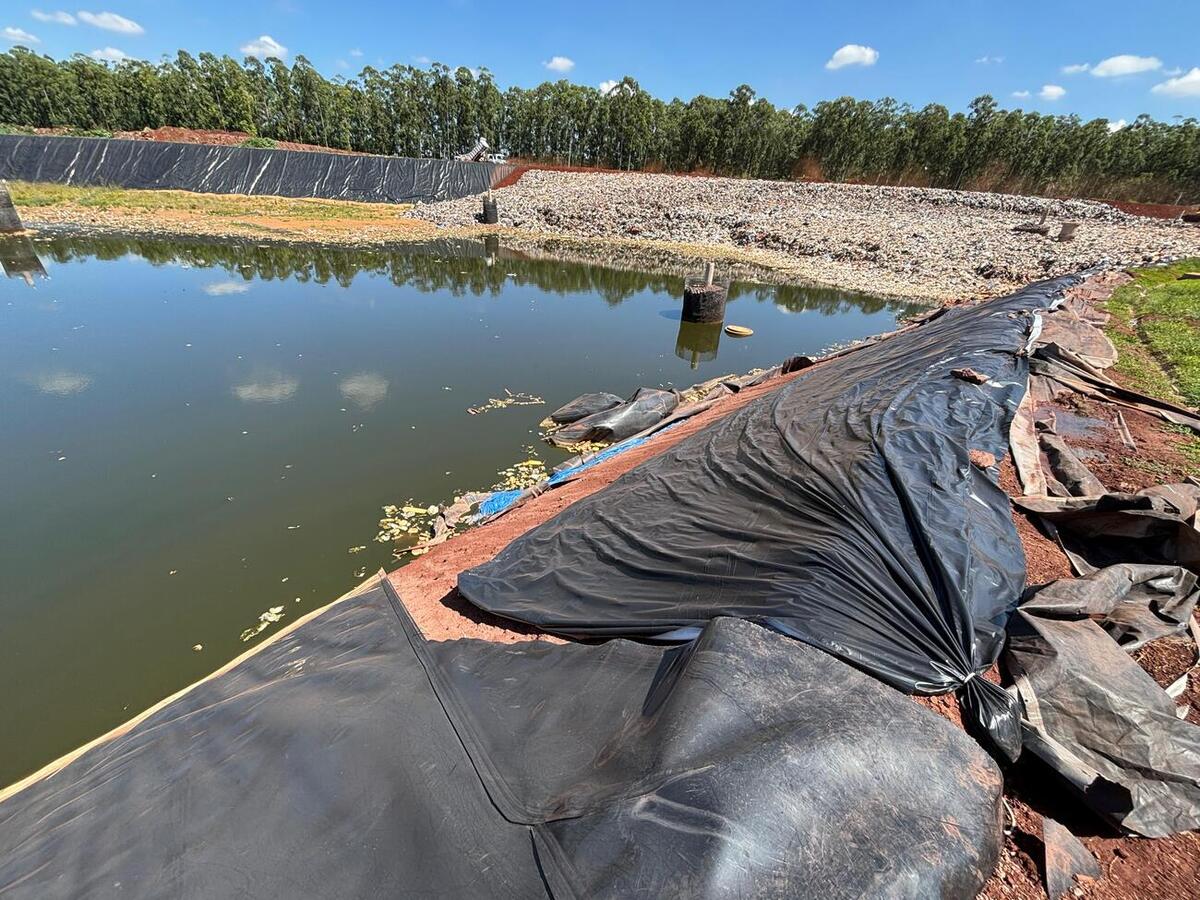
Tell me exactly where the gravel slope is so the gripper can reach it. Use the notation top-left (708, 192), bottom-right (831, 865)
top-left (409, 171), bottom-right (1200, 299)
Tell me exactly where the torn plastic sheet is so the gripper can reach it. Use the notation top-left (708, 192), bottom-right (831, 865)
top-left (1029, 343), bottom-right (1200, 433)
top-left (0, 577), bottom-right (1004, 899)
top-left (1005, 565), bottom-right (1200, 837)
top-left (461, 277), bottom-right (1083, 759)
top-left (544, 387), bottom-right (678, 447)
top-left (1014, 488), bottom-right (1200, 576)
top-left (547, 391), bottom-right (623, 424)
top-left (0, 135), bottom-right (509, 204)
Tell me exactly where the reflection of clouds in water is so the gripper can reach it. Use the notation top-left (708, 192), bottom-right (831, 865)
top-left (25, 370), bottom-right (93, 396)
top-left (233, 373), bottom-right (300, 403)
top-left (203, 281), bottom-right (251, 296)
top-left (339, 373), bottom-right (388, 410)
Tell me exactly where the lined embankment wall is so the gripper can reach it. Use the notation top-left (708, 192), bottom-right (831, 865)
top-left (0, 135), bottom-right (510, 204)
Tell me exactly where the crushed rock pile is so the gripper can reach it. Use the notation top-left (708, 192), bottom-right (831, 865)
top-left (408, 171), bottom-right (1200, 300)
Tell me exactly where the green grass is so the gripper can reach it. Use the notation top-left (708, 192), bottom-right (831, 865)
top-left (241, 136), bottom-right (276, 149)
top-left (1105, 259), bottom-right (1200, 408)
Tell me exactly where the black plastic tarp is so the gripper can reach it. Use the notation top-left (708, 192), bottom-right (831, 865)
top-left (461, 278), bottom-right (1082, 758)
top-left (1005, 564), bottom-right (1200, 836)
top-left (545, 387), bottom-right (679, 447)
top-left (0, 577), bottom-right (1004, 898)
top-left (0, 135), bottom-right (507, 204)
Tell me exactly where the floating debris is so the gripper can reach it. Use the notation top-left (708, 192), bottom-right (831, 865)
top-left (725, 324), bottom-right (754, 337)
top-left (375, 501), bottom-right (440, 546)
top-left (467, 388), bottom-right (545, 415)
top-left (494, 456), bottom-right (549, 491)
top-left (192, 644), bottom-right (203, 652)
top-left (348, 545), bottom-right (367, 554)
top-left (239, 606), bottom-right (285, 642)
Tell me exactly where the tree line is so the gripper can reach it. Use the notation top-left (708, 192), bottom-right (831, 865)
top-left (1, 46), bottom-right (1197, 203)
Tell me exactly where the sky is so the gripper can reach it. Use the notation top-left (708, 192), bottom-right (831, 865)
top-left (3, 0), bottom-right (1199, 126)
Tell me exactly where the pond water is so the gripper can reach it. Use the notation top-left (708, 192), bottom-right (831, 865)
top-left (0, 234), bottom-right (920, 785)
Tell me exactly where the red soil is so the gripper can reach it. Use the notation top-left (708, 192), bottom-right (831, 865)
top-left (111, 126), bottom-right (368, 155)
top-left (1104, 199), bottom-right (1199, 221)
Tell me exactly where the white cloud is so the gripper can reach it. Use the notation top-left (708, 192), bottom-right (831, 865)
top-left (543, 55), bottom-right (574, 73)
top-left (1164, 67), bottom-right (1183, 77)
top-left (1061, 63), bottom-right (1090, 75)
top-left (77, 11), bottom-right (144, 34)
top-left (975, 55), bottom-right (1003, 65)
top-left (240, 34), bottom-right (287, 59)
top-left (1012, 90), bottom-right (1031, 99)
top-left (3, 26), bottom-right (40, 43)
top-left (598, 79), bottom-right (618, 95)
top-left (89, 45), bottom-right (130, 61)
top-left (1152, 67), bottom-right (1200, 97)
top-left (31, 9), bottom-right (75, 24)
top-left (825, 43), bottom-right (878, 70)
top-left (1106, 119), bottom-right (1128, 133)
top-left (1039, 84), bottom-right (1066, 101)
top-left (1091, 54), bottom-right (1161, 77)
top-left (349, 48), bottom-right (362, 57)
top-left (414, 54), bottom-right (431, 65)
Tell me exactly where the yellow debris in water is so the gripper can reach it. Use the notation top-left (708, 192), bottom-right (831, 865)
top-left (724, 325), bottom-right (754, 337)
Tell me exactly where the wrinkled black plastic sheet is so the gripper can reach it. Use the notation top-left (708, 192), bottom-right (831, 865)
top-left (545, 387), bottom-right (679, 447)
top-left (1015, 489), bottom-right (1200, 576)
top-left (0, 578), bottom-right (1004, 898)
top-left (0, 135), bottom-right (506, 204)
top-left (1006, 565), bottom-right (1200, 836)
top-left (461, 278), bottom-right (1082, 757)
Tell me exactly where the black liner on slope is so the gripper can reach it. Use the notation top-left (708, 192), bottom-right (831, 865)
top-left (0, 135), bottom-right (507, 204)
top-left (0, 578), bottom-right (1004, 899)
top-left (461, 278), bottom-right (1082, 759)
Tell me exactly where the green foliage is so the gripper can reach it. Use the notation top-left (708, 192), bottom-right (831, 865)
top-left (0, 123), bottom-right (36, 134)
top-left (241, 136), bottom-right (276, 149)
top-left (1106, 260), bottom-right (1200, 406)
top-left (1, 46), bottom-right (1198, 202)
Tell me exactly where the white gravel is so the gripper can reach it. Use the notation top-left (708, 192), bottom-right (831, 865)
top-left (409, 171), bottom-right (1200, 300)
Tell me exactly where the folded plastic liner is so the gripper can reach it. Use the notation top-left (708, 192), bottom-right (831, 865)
top-left (0, 576), bottom-right (1003, 899)
top-left (461, 277), bottom-right (1083, 759)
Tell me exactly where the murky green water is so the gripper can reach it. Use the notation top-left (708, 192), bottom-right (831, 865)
top-left (0, 234), bottom-right (920, 784)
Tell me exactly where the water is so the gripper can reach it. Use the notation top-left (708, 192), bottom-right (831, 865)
top-left (0, 234), bottom-right (920, 785)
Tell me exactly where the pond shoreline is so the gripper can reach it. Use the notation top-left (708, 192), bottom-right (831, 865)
top-left (12, 174), bottom-right (1200, 302)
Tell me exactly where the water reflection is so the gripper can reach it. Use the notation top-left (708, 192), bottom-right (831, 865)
top-left (339, 373), bottom-right (389, 410)
top-left (203, 280), bottom-right (251, 296)
top-left (675, 320), bottom-right (723, 369)
top-left (0, 237), bottom-right (48, 286)
top-left (232, 371), bottom-right (300, 403)
top-left (29, 234), bottom-right (926, 321)
top-left (23, 370), bottom-right (93, 396)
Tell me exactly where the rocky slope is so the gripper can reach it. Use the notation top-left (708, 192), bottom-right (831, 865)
top-left (409, 171), bottom-right (1200, 299)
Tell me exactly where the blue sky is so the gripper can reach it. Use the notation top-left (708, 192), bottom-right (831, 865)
top-left (4, 1), bottom-right (1199, 125)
